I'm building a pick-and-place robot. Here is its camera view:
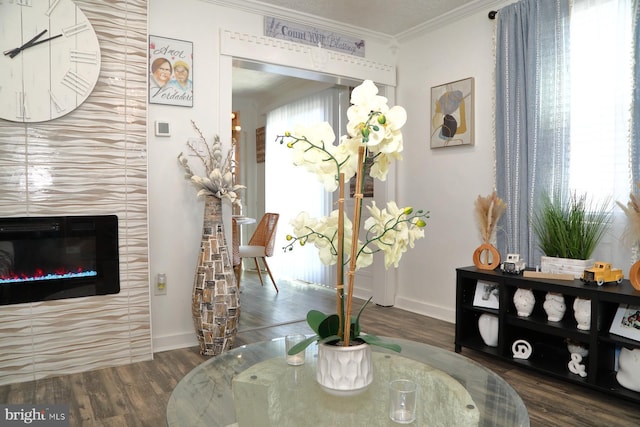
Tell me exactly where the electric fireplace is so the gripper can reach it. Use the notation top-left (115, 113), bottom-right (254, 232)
top-left (0, 215), bottom-right (120, 305)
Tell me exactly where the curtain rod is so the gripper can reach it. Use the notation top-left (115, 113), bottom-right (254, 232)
top-left (488, 10), bottom-right (498, 20)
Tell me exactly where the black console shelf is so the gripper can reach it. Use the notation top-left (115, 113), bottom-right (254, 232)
top-left (456, 266), bottom-right (640, 403)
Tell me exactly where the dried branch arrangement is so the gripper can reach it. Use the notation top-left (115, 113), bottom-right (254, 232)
top-left (474, 191), bottom-right (507, 243)
top-left (617, 186), bottom-right (640, 245)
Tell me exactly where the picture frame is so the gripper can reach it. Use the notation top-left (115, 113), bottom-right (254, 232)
top-left (256, 127), bottom-right (265, 163)
top-left (430, 77), bottom-right (474, 148)
top-left (149, 35), bottom-right (193, 107)
top-left (473, 280), bottom-right (499, 309)
top-left (609, 304), bottom-right (640, 342)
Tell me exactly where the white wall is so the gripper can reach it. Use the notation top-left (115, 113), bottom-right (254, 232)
top-left (394, 12), bottom-right (498, 322)
top-left (148, 0), bottom-right (398, 351)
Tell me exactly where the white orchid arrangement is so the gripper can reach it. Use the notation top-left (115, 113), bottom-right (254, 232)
top-left (178, 120), bottom-right (245, 205)
top-left (279, 80), bottom-right (429, 352)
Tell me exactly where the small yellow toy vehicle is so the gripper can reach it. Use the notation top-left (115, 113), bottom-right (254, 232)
top-left (581, 261), bottom-right (624, 286)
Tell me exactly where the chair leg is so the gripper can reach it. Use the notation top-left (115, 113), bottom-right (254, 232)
top-left (261, 257), bottom-right (279, 293)
top-left (253, 258), bottom-right (265, 286)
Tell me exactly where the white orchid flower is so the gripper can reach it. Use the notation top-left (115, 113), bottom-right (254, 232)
top-left (279, 80), bottom-right (429, 274)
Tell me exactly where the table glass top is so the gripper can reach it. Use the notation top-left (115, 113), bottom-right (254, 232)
top-left (167, 337), bottom-right (529, 427)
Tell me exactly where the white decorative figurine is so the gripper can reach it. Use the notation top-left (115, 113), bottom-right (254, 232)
top-left (512, 339), bottom-right (533, 360)
top-left (573, 297), bottom-right (591, 330)
top-left (568, 353), bottom-right (587, 378)
top-left (478, 313), bottom-right (499, 347)
top-left (513, 288), bottom-right (535, 317)
top-left (617, 348), bottom-right (640, 392)
top-left (543, 292), bottom-right (566, 322)
top-left (566, 340), bottom-right (589, 358)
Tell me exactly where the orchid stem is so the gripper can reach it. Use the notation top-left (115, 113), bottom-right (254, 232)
top-left (343, 147), bottom-right (365, 347)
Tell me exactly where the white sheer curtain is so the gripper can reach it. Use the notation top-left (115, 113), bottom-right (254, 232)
top-left (265, 87), bottom-right (342, 285)
top-left (570, 0), bottom-right (633, 269)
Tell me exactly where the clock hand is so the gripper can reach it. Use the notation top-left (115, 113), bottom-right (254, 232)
top-left (6, 33), bottom-right (63, 59)
top-left (3, 29), bottom-right (48, 57)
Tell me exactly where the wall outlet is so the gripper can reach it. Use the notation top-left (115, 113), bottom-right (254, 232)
top-left (155, 273), bottom-right (167, 296)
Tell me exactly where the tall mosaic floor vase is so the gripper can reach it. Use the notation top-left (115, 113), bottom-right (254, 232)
top-left (192, 196), bottom-right (240, 356)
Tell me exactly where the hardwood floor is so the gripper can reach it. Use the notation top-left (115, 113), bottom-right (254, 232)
top-left (1, 271), bottom-right (639, 426)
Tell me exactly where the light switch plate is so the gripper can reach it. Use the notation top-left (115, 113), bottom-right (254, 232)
top-left (155, 121), bottom-right (171, 137)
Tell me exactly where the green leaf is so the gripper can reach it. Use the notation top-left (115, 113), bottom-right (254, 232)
top-left (351, 297), bottom-right (372, 338)
top-left (359, 334), bottom-right (401, 352)
top-left (306, 310), bottom-right (328, 334)
top-left (318, 335), bottom-right (342, 345)
top-left (287, 335), bottom-right (319, 355)
top-left (318, 314), bottom-right (341, 339)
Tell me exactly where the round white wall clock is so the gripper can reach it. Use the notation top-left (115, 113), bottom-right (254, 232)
top-left (0, 0), bottom-right (101, 123)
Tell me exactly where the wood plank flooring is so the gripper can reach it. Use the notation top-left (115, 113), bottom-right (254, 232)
top-left (1, 271), bottom-right (639, 426)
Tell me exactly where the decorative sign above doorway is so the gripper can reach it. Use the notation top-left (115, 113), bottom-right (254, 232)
top-left (264, 17), bottom-right (365, 57)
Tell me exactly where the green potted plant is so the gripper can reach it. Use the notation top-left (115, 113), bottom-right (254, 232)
top-left (277, 80), bottom-right (429, 395)
top-left (532, 192), bottom-right (611, 278)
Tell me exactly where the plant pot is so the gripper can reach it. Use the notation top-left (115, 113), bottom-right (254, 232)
top-left (541, 256), bottom-right (593, 279)
top-left (316, 340), bottom-right (373, 396)
top-left (191, 196), bottom-right (240, 356)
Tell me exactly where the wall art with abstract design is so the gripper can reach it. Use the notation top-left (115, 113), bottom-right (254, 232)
top-left (430, 77), bottom-right (474, 148)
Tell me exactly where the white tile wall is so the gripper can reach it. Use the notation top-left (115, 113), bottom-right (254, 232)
top-left (0, 0), bottom-right (151, 385)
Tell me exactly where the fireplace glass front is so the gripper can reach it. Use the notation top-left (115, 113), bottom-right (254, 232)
top-left (0, 215), bottom-right (120, 305)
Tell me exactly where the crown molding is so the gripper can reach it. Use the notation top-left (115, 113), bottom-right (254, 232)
top-left (396, 0), bottom-right (514, 42)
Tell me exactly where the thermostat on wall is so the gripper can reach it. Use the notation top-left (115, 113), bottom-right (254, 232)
top-left (155, 121), bottom-right (171, 137)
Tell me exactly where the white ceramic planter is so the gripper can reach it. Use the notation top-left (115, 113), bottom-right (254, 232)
top-left (316, 341), bottom-right (373, 396)
top-left (541, 256), bottom-right (593, 279)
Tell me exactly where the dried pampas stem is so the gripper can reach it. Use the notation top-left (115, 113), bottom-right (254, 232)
top-left (617, 185), bottom-right (640, 246)
top-left (475, 191), bottom-right (507, 243)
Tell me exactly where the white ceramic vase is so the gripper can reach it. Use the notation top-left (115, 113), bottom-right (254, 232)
top-left (478, 313), bottom-right (499, 347)
top-left (573, 297), bottom-right (591, 330)
top-left (616, 348), bottom-right (640, 392)
top-left (316, 341), bottom-right (373, 396)
top-left (513, 288), bottom-right (535, 317)
top-left (543, 292), bottom-right (566, 322)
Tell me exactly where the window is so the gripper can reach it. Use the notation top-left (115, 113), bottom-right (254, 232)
top-left (569, 0), bottom-right (634, 265)
top-left (569, 0), bottom-right (633, 205)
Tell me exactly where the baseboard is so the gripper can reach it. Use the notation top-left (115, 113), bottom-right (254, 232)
top-left (153, 332), bottom-right (198, 353)
top-left (393, 296), bottom-right (456, 324)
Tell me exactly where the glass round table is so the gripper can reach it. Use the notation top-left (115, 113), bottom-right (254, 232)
top-left (167, 337), bottom-right (529, 426)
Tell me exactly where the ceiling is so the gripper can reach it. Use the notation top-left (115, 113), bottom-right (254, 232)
top-left (246, 0), bottom-right (477, 37)
top-left (231, 0), bottom-right (492, 99)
